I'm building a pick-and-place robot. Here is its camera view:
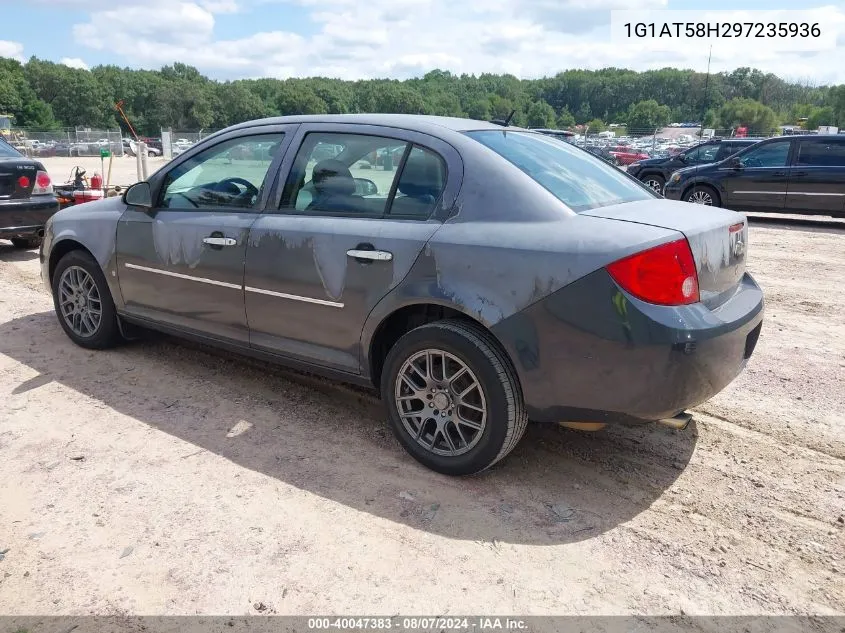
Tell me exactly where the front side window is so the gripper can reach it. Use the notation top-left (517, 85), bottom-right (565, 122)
top-left (282, 132), bottom-right (409, 216)
top-left (160, 133), bottom-right (284, 210)
top-left (683, 143), bottom-right (720, 164)
top-left (467, 130), bottom-right (654, 212)
top-left (796, 139), bottom-right (845, 167)
top-left (738, 141), bottom-right (791, 168)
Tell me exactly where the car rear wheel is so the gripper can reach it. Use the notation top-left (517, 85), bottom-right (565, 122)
top-left (381, 319), bottom-right (528, 476)
top-left (642, 174), bottom-right (665, 194)
top-left (686, 185), bottom-right (721, 207)
top-left (10, 237), bottom-right (41, 249)
top-left (52, 250), bottom-right (122, 350)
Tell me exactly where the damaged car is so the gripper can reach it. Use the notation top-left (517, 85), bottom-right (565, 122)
top-left (40, 114), bottom-right (763, 475)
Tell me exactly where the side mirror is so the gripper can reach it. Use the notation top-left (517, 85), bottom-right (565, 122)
top-left (727, 157), bottom-right (742, 169)
top-left (354, 178), bottom-right (378, 196)
top-left (124, 181), bottom-right (153, 209)
top-left (677, 153), bottom-right (687, 163)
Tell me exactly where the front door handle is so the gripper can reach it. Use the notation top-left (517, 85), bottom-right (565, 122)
top-left (347, 249), bottom-right (393, 262)
top-left (791, 171), bottom-right (808, 177)
top-left (203, 236), bottom-right (237, 247)
top-left (771, 172), bottom-right (786, 177)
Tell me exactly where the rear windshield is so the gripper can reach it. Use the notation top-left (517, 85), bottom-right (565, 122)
top-left (466, 130), bottom-right (655, 212)
top-left (0, 138), bottom-right (22, 158)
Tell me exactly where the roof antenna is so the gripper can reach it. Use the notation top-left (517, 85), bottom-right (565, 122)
top-left (492, 109), bottom-right (517, 127)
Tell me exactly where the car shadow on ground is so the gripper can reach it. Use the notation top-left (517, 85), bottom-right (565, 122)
top-left (1, 311), bottom-right (697, 546)
top-left (0, 242), bottom-right (39, 262)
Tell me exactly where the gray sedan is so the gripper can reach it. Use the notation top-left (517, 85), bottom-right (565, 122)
top-left (40, 114), bottom-right (764, 476)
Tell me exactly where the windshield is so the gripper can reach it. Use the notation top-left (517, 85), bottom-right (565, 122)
top-left (0, 137), bottom-right (22, 158)
top-left (466, 130), bottom-right (655, 212)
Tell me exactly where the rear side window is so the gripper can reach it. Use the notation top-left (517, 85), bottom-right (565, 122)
top-left (390, 146), bottom-right (446, 218)
top-left (467, 131), bottom-right (654, 212)
top-left (796, 139), bottom-right (845, 167)
top-left (0, 138), bottom-right (21, 158)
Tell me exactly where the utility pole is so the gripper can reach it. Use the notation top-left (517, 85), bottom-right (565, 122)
top-left (700, 45), bottom-right (712, 139)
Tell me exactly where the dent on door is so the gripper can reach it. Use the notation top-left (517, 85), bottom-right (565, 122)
top-left (244, 216), bottom-right (440, 371)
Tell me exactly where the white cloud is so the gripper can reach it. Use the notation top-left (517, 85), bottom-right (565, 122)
top-left (60, 57), bottom-right (90, 70)
top-left (0, 40), bottom-right (24, 62)
top-left (66, 0), bottom-right (845, 83)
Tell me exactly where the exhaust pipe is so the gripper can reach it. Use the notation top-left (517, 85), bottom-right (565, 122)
top-left (657, 411), bottom-right (692, 430)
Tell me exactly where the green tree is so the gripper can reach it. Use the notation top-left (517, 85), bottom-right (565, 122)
top-left (626, 99), bottom-right (671, 135)
top-left (556, 108), bottom-right (575, 129)
top-left (465, 98), bottom-right (491, 121)
top-left (805, 106), bottom-right (836, 130)
top-left (718, 97), bottom-right (777, 135)
top-left (526, 101), bottom-right (555, 128)
top-left (585, 118), bottom-right (606, 133)
top-left (702, 109), bottom-right (718, 129)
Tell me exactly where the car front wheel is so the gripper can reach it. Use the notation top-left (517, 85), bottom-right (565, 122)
top-left (686, 185), bottom-right (721, 207)
top-left (381, 319), bottom-right (528, 476)
top-left (52, 250), bottom-right (123, 349)
top-left (642, 174), bottom-right (665, 194)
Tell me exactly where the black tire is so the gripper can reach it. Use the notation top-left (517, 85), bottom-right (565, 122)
top-left (10, 237), bottom-right (41, 249)
top-left (684, 184), bottom-right (721, 207)
top-left (641, 174), bottom-right (665, 194)
top-left (51, 250), bottom-right (123, 350)
top-left (381, 319), bottom-right (528, 476)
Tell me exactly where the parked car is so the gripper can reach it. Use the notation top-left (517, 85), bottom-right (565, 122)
top-left (627, 138), bottom-right (761, 193)
top-left (608, 146), bottom-right (649, 166)
top-left (663, 134), bottom-right (845, 216)
top-left (40, 114), bottom-right (763, 475)
top-left (0, 136), bottom-right (59, 248)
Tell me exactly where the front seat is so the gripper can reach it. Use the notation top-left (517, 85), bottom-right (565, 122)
top-left (307, 159), bottom-right (359, 212)
top-left (390, 152), bottom-right (444, 217)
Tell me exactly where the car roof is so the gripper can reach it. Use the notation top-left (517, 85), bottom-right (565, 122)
top-left (231, 114), bottom-right (510, 135)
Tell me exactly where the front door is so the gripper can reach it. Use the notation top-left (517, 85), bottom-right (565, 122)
top-left (244, 125), bottom-right (458, 373)
top-left (785, 137), bottom-right (845, 215)
top-left (722, 139), bottom-right (792, 211)
top-left (116, 130), bottom-right (290, 342)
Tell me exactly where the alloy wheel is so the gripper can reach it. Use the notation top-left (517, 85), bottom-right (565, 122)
top-left (688, 190), bottom-right (713, 205)
top-left (394, 348), bottom-right (487, 457)
top-left (644, 178), bottom-right (663, 193)
top-left (58, 266), bottom-right (102, 338)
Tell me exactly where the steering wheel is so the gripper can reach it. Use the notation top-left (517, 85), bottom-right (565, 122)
top-left (215, 177), bottom-right (258, 197)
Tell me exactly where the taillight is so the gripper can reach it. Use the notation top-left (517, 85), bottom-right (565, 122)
top-left (17, 176), bottom-right (30, 189)
top-left (606, 238), bottom-right (700, 306)
top-left (32, 170), bottom-right (53, 195)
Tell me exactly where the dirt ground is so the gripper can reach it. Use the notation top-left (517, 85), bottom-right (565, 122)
top-left (0, 223), bottom-right (843, 618)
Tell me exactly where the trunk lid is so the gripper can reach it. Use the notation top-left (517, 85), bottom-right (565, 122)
top-left (582, 199), bottom-right (748, 308)
top-left (0, 158), bottom-right (38, 200)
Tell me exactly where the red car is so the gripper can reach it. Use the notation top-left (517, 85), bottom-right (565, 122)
top-left (608, 146), bottom-right (650, 165)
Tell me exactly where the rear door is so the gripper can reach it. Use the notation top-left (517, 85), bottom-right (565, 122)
top-left (243, 123), bottom-right (459, 373)
top-left (721, 138), bottom-right (792, 211)
top-left (115, 126), bottom-right (295, 342)
top-left (785, 138), bottom-right (845, 216)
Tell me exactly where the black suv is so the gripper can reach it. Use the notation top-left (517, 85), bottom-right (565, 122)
top-left (663, 134), bottom-right (845, 216)
top-left (0, 136), bottom-right (59, 248)
top-left (627, 138), bottom-right (760, 193)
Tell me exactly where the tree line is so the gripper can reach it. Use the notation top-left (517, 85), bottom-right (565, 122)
top-left (2, 57), bottom-right (845, 137)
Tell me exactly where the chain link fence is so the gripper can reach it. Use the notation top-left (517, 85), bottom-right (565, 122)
top-left (8, 128), bottom-right (125, 158)
top-left (160, 129), bottom-right (220, 159)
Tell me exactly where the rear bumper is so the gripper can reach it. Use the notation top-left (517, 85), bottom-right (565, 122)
top-left (0, 197), bottom-right (60, 237)
top-left (491, 268), bottom-right (764, 424)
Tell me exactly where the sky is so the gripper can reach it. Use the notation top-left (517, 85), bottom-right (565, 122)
top-left (2, 0), bottom-right (845, 83)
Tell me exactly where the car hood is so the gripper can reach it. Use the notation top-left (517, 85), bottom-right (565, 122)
top-left (632, 157), bottom-right (666, 166)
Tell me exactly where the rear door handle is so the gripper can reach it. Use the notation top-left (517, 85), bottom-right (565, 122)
top-left (791, 171), bottom-right (808, 177)
top-left (347, 249), bottom-right (393, 261)
top-left (771, 172), bottom-right (786, 177)
top-left (203, 237), bottom-right (237, 246)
